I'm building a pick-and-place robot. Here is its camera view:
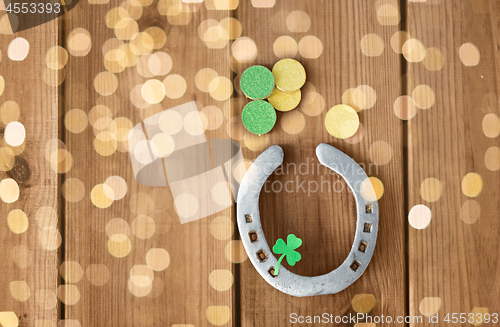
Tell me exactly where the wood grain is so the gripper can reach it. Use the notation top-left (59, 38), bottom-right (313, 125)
top-left (235, 1), bottom-right (406, 325)
top-left (407, 0), bottom-right (500, 325)
top-left (0, 15), bottom-right (61, 327)
top-left (62, 1), bottom-right (234, 326)
top-left (3, 0), bottom-right (500, 325)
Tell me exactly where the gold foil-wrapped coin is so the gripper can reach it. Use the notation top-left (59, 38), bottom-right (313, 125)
top-left (325, 104), bottom-right (360, 139)
top-left (272, 58), bottom-right (306, 92)
top-left (267, 88), bottom-right (301, 112)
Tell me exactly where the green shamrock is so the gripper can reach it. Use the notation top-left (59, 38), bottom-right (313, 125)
top-left (272, 234), bottom-right (302, 276)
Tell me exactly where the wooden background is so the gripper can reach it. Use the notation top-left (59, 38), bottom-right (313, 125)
top-left (0, 0), bottom-right (499, 326)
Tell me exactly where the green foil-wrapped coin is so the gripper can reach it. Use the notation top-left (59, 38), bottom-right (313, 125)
top-left (241, 100), bottom-right (277, 135)
top-left (240, 65), bottom-right (275, 100)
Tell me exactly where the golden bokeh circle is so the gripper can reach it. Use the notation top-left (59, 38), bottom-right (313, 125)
top-left (0, 178), bottom-right (20, 203)
top-left (106, 218), bottom-right (130, 238)
top-left (369, 141), bottom-right (393, 165)
top-left (243, 133), bottom-right (269, 152)
top-left (94, 132), bottom-right (118, 156)
top-left (209, 216), bottom-right (234, 240)
top-left (224, 240), bottom-right (247, 263)
top-left (45, 46), bottom-right (68, 70)
top-left (377, 3), bottom-right (400, 25)
top-left (484, 146), bottom-right (500, 171)
top-left (209, 270), bottom-right (234, 292)
top-left (459, 43), bottom-right (480, 66)
top-left (423, 47), bottom-right (445, 71)
top-left (298, 35), bottom-right (323, 59)
top-left (163, 74), bottom-right (187, 99)
top-left (94, 72), bottom-right (118, 96)
top-left (482, 113), bottom-right (500, 138)
top-left (39, 227), bottom-right (62, 250)
top-left (104, 175), bottom-right (128, 200)
top-left (91, 184), bottom-right (114, 208)
top-left (35, 206), bottom-right (58, 229)
top-left (209, 76), bottom-right (233, 101)
top-left (360, 33), bottom-right (384, 57)
top-left (7, 209), bottom-right (28, 234)
top-left (273, 35), bottom-right (298, 59)
top-left (9, 281), bottom-right (30, 302)
top-left (470, 307), bottom-right (489, 326)
top-left (131, 215), bottom-right (156, 239)
top-left (59, 261), bottom-right (84, 284)
top-left (281, 110), bottom-right (306, 135)
top-left (301, 91), bottom-right (325, 117)
top-left (393, 95), bottom-right (417, 120)
top-left (107, 234), bottom-right (132, 258)
top-left (145, 26), bottom-right (166, 49)
top-left (86, 264), bottom-right (110, 286)
top-left (35, 289), bottom-right (57, 310)
top-left (461, 173), bottom-right (483, 198)
top-left (412, 85), bottom-right (435, 110)
top-left (232, 37), bottom-right (257, 62)
top-left (141, 79), bottom-right (166, 104)
top-left (114, 18), bottom-right (139, 40)
top-left (0, 147), bottom-right (15, 171)
top-left (286, 10), bottom-right (311, 32)
top-left (390, 31), bottom-right (410, 54)
top-left (201, 106), bottom-right (224, 130)
top-left (460, 200), bottom-right (480, 224)
top-left (195, 68), bottom-right (219, 93)
top-left (57, 285), bottom-right (81, 306)
top-left (62, 178), bottom-right (85, 203)
top-left (0, 100), bottom-right (20, 124)
top-left (64, 109), bottom-right (88, 134)
top-left (67, 28), bottom-right (92, 57)
top-left (106, 7), bottom-right (129, 29)
top-left (342, 88), bottom-right (366, 112)
top-left (219, 18), bottom-right (242, 40)
top-left (402, 39), bottom-right (426, 62)
top-left (206, 306), bottom-right (231, 326)
top-left (352, 293), bottom-right (376, 313)
top-left (129, 192), bottom-right (154, 215)
top-left (419, 297), bottom-right (442, 317)
top-left (344, 123), bottom-right (365, 144)
top-left (146, 248), bottom-right (170, 271)
top-left (419, 177), bottom-right (442, 202)
top-left (360, 177), bottom-right (384, 201)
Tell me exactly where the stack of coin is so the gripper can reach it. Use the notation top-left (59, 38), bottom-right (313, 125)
top-left (240, 59), bottom-right (306, 135)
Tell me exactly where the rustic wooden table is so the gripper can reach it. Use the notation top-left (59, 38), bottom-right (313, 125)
top-left (0, 0), bottom-right (499, 326)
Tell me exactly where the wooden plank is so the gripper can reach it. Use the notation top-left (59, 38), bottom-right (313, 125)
top-left (235, 1), bottom-right (406, 325)
top-left (0, 14), bottom-right (61, 327)
top-left (407, 0), bottom-right (500, 325)
top-left (62, 1), bottom-right (234, 326)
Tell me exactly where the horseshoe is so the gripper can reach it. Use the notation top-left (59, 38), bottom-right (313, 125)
top-left (236, 143), bottom-right (379, 297)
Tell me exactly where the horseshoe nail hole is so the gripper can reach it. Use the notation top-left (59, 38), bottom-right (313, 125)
top-left (350, 260), bottom-right (361, 272)
top-left (256, 249), bottom-right (268, 262)
top-left (245, 214), bottom-right (253, 223)
top-left (359, 241), bottom-right (368, 253)
top-left (248, 231), bottom-right (259, 243)
top-left (268, 267), bottom-right (276, 277)
top-left (365, 204), bottom-right (373, 213)
top-left (363, 223), bottom-right (372, 233)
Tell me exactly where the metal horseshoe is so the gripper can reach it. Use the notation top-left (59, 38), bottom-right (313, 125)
top-left (236, 143), bottom-right (379, 297)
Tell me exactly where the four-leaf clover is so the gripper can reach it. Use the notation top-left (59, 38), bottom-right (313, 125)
top-left (272, 234), bottom-right (302, 276)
